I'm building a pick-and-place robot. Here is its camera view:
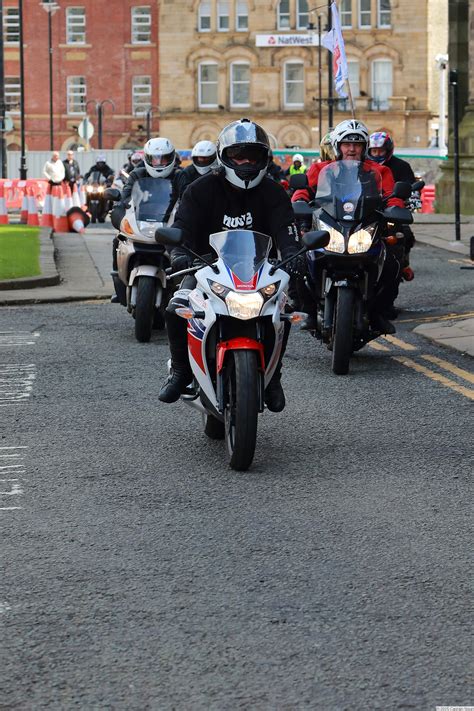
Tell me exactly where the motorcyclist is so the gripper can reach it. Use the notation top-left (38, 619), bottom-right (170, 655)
top-left (319, 132), bottom-right (335, 162)
top-left (266, 150), bottom-right (285, 182)
top-left (292, 119), bottom-right (404, 334)
top-left (110, 138), bottom-right (180, 302)
top-left (368, 131), bottom-right (417, 296)
top-left (175, 140), bottom-right (218, 199)
top-left (158, 118), bottom-right (302, 412)
top-left (123, 150), bottom-right (145, 174)
top-left (84, 153), bottom-right (115, 183)
top-left (285, 152), bottom-right (307, 177)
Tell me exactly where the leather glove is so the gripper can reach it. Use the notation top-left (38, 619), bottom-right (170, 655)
top-left (192, 253), bottom-right (214, 266)
top-left (171, 254), bottom-right (192, 272)
top-left (284, 254), bottom-right (307, 277)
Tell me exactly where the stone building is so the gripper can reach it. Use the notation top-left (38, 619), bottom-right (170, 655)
top-left (159, 0), bottom-right (448, 150)
top-left (2, 0), bottom-right (160, 151)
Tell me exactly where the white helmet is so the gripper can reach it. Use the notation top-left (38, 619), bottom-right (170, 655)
top-left (292, 153), bottom-right (304, 164)
top-left (216, 118), bottom-right (270, 190)
top-left (143, 137), bottom-right (176, 178)
top-left (191, 140), bottom-right (218, 175)
top-left (331, 119), bottom-right (370, 159)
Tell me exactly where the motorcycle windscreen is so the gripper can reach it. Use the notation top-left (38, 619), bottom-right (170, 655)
top-left (87, 171), bottom-right (106, 185)
top-left (210, 230), bottom-right (271, 283)
top-left (315, 160), bottom-right (383, 221)
top-left (131, 177), bottom-right (173, 222)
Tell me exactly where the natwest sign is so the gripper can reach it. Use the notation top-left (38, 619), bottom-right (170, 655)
top-left (256, 34), bottom-right (319, 47)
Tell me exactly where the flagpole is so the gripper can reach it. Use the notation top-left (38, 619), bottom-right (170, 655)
top-left (346, 78), bottom-right (356, 119)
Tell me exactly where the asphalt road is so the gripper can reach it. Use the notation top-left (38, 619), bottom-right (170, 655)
top-left (1, 243), bottom-right (472, 710)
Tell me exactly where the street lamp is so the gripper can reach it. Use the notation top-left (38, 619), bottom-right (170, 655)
top-left (40, 0), bottom-right (60, 152)
top-left (19, 0), bottom-right (27, 178)
top-left (145, 105), bottom-right (160, 141)
top-left (435, 54), bottom-right (448, 154)
top-left (86, 99), bottom-right (115, 149)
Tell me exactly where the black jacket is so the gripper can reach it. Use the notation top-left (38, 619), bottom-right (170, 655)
top-left (84, 163), bottom-right (115, 181)
top-left (384, 155), bottom-right (415, 184)
top-left (63, 159), bottom-right (81, 183)
top-left (175, 164), bottom-right (202, 199)
top-left (120, 166), bottom-right (179, 223)
top-left (171, 170), bottom-right (299, 265)
top-left (267, 160), bottom-right (285, 182)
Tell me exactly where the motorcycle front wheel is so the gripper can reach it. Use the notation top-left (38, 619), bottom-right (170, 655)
top-left (332, 287), bottom-right (355, 375)
top-left (135, 276), bottom-right (155, 343)
top-left (224, 350), bottom-right (259, 471)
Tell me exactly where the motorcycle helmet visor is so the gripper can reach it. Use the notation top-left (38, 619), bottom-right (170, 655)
top-left (145, 150), bottom-right (175, 168)
top-left (224, 144), bottom-right (268, 167)
top-left (193, 154), bottom-right (216, 167)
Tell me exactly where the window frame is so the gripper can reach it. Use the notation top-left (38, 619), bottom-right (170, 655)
top-left (131, 5), bottom-right (152, 45)
top-left (132, 75), bottom-right (152, 116)
top-left (277, 0), bottom-right (290, 30)
top-left (198, 0), bottom-right (211, 31)
top-left (340, 0), bottom-right (352, 28)
top-left (66, 76), bottom-right (87, 116)
top-left (3, 7), bottom-right (20, 44)
top-left (198, 61), bottom-right (219, 108)
top-left (235, 0), bottom-right (248, 31)
top-left (371, 58), bottom-right (393, 111)
top-left (4, 76), bottom-right (21, 114)
top-left (217, 0), bottom-right (230, 31)
top-left (296, 0), bottom-right (309, 30)
top-left (284, 60), bottom-right (305, 108)
top-left (66, 7), bottom-right (86, 46)
top-left (358, 0), bottom-right (371, 28)
top-left (377, 0), bottom-right (391, 28)
top-left (230, 61), bottom-right (250, 108)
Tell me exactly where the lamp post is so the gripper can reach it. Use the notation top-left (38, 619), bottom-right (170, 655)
top-left (41, 0), bottom-right (60, 152)
top-left (145, 105), bottom-right (160, 141)
top-left (19, 0), bottom-right (27, 178)
top-left (86, 99), bottom-right (115, 149)
top-left (449, 69), bottom-right (461, 242)
top-left (326, 0), bottom-right (333, 129)
top-left (0, 0), bottom-right (7, 178)
top-left (435, 54), bottom-right (448, 154)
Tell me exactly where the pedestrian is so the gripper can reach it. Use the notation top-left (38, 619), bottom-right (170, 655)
top-left (43, 151), bottom-right (65, 186)
top-left (63, 149), bottom-right (82, 193)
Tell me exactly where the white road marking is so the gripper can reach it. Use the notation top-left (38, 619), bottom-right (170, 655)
top-left (0, 602), bottom-right (12, 614)
top-left (0, 331), bottom-right (39, 346)
top-left (0, 365), bottom-right (36, 405)
top-left (0, 446), bottom-right (28, 449)
top-left (0, 448), bottom-right (26, 512)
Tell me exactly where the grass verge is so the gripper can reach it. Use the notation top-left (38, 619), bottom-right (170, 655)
top-left (0, 226), bottom-right (41, 280)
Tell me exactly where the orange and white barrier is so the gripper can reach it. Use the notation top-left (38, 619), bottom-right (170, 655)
top-left (27, 187), bottom-right (40, 226)
top-left (0, 183), bottom-right (8, 224)
top-left (51, 184), bottom-right (69, 232)
top-left (66, 206), bottom-right (90, 234)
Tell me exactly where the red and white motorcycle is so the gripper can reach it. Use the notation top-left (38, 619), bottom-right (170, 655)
top-left (155, 226), bottom-right (329, 471)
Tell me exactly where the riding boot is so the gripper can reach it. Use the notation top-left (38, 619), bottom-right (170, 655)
top-left (158, 309), bottom-right (193, 403)
top-left (264, 322), bottom-right (290, 412)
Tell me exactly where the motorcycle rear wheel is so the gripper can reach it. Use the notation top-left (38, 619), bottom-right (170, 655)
top-left (332, 288), bottom-right (355, 375)
top-left (135, 276), bottom-right (155, 343)
top-left (224, 350), bottom-right (258, 471)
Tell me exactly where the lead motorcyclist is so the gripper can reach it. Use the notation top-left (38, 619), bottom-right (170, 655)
top-left (84, 153), bottom-right (115, 183)
top-left (110, 137), bottom-right (180, 302)
top-left (175, 140), bottom-right (218, 199)
top-left (292, 119), bottom-right (404, 334)
top-left (158, 118), bottom-right (303, 411)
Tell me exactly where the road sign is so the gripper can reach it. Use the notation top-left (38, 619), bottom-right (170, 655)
top-left (78, 118), bottom-right (94, 140)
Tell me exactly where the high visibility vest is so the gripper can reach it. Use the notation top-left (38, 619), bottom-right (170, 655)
top-left (289, 164), bottom-right (307, 175)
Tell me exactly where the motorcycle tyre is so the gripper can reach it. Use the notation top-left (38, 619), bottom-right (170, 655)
top-left (89, 202), bottom-right (98, 224)
top-left (203, 414), bottom-right (225, 440)
top-left (332, 287), bottom-right (355, 375)
top-left (135, 276), bottom-right (155, 343)
top-left (225, 350), bottom-right (258, 471)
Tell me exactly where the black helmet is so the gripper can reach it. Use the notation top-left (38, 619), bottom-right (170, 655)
top-left (217, 118), bottom-right (270, 189)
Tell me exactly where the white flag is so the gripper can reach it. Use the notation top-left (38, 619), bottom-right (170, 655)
top-left (322, 2), bottom-right (349, 99)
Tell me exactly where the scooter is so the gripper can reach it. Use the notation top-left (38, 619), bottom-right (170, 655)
top-left (106, 176), bottom-right (173, 343)
top-left (155, 225), bottom-right (330, 471)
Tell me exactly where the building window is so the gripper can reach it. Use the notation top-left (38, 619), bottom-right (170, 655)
top-left (3, 7), bottom-right (19, 44)
top-left (236, 0), bottom-right (248, 31)
top-left (198, 63), bottom-right (218, 107)
top-left (359, 0), bottom-right (371, 27)
top-left (371, 59), bottom-right (392, 110)
top-left (338, 60), bottom-right (360, 109)
top-left (198, 1), bottom-right (211, 31)
top-left (132, 76), bottom-right (152, 115)
top-left (340, 0), bottom-right (352, 28)
top-left (284, 62), bottom-right (304, 107)
top-left (67, 76), bottom-right (86, 115)
top-left (5, 77), bottom-right (20, 114)
top-left (277, 0), bottom-right (290, 30)
top-left (230, 62), bottom-right (250, 107)
top-left (297, 0), bottom-right (309, 30)
top-left (131, 6), bottom-right (151, 44)
top-left (217, 1), bottom-right (229, 31)
top-left (66, 7), bottom-right (86, 45)
top-left (378, 0), bottom-right (391, 27)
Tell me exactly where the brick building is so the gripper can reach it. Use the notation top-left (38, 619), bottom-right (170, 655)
top-left (2, 0), bottom-right (159, 151)
top-left (158, 0), bottom-right (448, 150)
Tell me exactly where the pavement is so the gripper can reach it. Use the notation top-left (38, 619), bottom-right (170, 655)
top-left (0, 216), bottom-right (473, 357)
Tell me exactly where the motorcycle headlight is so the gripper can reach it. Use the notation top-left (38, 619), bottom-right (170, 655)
top-left (208, 280), bottom-right (230, 299)
top-left (259, 281), bottom-right (280, 300)
top-left (347, 228), bottom-right (375, 254)
top-left (138, 221), bottom-right (160, 238)
top-left (225, 291), bottom-right (263, 320)
top-left (97, 186), bottom-right (104, 193)
top-left (86, 185), bottom-right (93, 193)
top-left (319, 220), bottom-right (345, 253)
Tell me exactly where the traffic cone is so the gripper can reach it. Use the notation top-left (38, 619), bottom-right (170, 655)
top-left (71, 184), bottom-right (82, 208)
top-left (79, 183), bottom-right (87, 210)
top-left (66, 206), bottom-right (90, 233)
top-left (51, 184), bottom-right (69, 232)
top-left (27, 187), bottom-right (40, 226)
top-left (62, 182), bottom-right (73, 211)
top-left (20, 187), bottom-right (29, 224)
top-left (41, 186), bottom-right (54, 227)
top-left (0, 182), bottom-right (8, 224)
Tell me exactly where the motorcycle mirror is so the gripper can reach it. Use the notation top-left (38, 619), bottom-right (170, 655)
top-left (412, 179), bottom-right (425, 192)
top-left (302, 229), bottom-right (330, 250)
top-left (155, 226), bottom-right (183, 246)
top-left (104, 188), bottom-right (121, 202)
top-left (382, 206), bottom-right (414, 225)
top-left (391, 181), bottom-right (412, 200)
top-left (292, 201), bottom-right (314, 217)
